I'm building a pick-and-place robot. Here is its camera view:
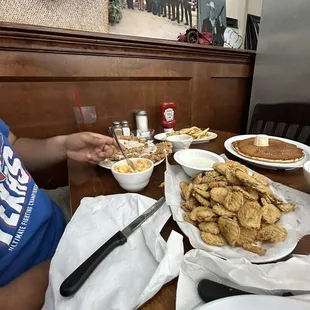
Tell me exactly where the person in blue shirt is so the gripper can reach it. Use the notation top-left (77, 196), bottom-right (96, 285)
top-left (0, 119), bottom-right (116, 309)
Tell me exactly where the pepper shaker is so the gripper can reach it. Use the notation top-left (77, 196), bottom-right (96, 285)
top-left (121, 120), bottom-right (130, 136)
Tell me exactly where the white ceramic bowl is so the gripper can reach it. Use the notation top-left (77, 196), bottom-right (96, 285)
top-left (303, 160), bottom-right (310, 186)
top-left (112, 158), bottom-right (154, 192)
top-left (167, 134), bottom-right (193, 153)
top-left (174, 149), bottom-right (225, 177)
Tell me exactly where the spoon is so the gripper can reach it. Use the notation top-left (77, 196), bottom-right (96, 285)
top-left (110, 127), bottom-right (136, 171)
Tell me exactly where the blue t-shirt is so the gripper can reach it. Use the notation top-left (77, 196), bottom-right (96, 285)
top-left (0, 119), bottom-right (66, 286)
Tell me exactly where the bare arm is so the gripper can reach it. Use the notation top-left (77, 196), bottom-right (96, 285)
top-left (9, 131), bottom-right (117, 172)
top-left (0, 260), bottom-right (50, 310)
top-left (12, 134), bottom-right (67, 171)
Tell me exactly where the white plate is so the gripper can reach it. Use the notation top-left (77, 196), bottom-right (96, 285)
top-left (196, 295), bottom-right (309, 310)
top-left (99, 157), bottom-right (165, 170)
top-left (164, 162), bottom-right (310, 263)
top-left (225, 135), bottom-right (310, 170)
top-left (155, 131), bottom-right (218, 144)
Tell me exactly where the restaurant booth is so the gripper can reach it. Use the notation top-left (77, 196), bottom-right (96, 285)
top-left (1, 0), bottom-right (310, 308)
top-left (0, 23), bottom-right (254, 189)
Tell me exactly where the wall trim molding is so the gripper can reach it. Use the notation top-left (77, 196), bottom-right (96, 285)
top-left (0, 22), bottom-right (255, 64)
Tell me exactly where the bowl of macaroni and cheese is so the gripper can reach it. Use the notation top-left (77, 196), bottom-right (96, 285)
top-left (112, 158), bottom-right (154, 192)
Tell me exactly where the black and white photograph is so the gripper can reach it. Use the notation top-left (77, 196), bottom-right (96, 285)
top-left (109, 0), bottom-right (198, 41)
top-left (198, 0), bottom-right (227, 46)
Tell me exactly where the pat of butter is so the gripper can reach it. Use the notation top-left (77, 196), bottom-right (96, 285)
top-left (254, 135), bottom-right (269, 147)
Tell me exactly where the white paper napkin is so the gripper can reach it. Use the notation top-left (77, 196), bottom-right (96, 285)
top-left (176, 249), bottom-right (310, 310)
top-left (165, 160), bottom-right (310, 263)
top-left (43, 193), bottom-right (184, 310)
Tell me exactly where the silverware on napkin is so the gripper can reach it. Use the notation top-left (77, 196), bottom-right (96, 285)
top-left (197, 279), bottom-right (294, 303)
top-left (60, 197), bottom-right (166, 297)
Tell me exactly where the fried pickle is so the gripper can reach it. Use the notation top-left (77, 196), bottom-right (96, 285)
top-left (264, 192), bottom-right (284, 205)
top-left (201, 232), bottom-right (225, 246)
top-left (193, 187), bottom-right (210, 199)
top-left (181, 197), bottom-right (199, 211)
top-left (252, 172), bottom-right (269, 187)
top-left (198, 222), bottom-right (220, 234)
top-left (158, 182), bottom-right (165, 188)
top-left (212, 203), bottom-right (235, 218)
top-left (242, 242), bottom-right (266, 256)
top-left (262, 203), bottom-right (281, 224)
top-left (192, 192), bottom-right (211, 207)
top-left (238, 201), bottom-right (262, 230)
top-left (236, 227), bottom-right (258, 246)
top-left (210, 199), bottom-right (217, 207)
top-left (194, 184), bottom-right (209, 191)
top-left (200, 175), bottom-right (216, 184)
top-left (213, 162), bottom-right (228, 175)
top-left (183, 212), bottom-right (197, 226)
top-left (179, 182), bottom-right (193, 200)
top-left (235, 168), bottom-right (273, 196)
top-left (257, 224), bottom-right (288, 243)
top-left (218, 216), bottom-right (240, 246)
top-left (226, 160), bottom-right (248, 173)
top-left (210, 187), bottom-right (229, 205)
top-left (196, 209), bottom-right (216, 223)
top-left (232, 186), bottom-right (257, 201)
top-left (224, 191), bottom-right (244, 212)
top-left (190, 207), bottom-right (215, 222)
top-left (180, 201), bottom-right (189, 212)
top-left (276, 203), bottom-right (296, 212)
top-left (208, 181), bottom-right (228, 188)
top-left (192, 173), bottom-right (203, 185)
top-left (246, 187), bottom-right (259, 201)
top-left (225, 168), bottom-right (242, 185)
top-left (206, 170), bottom-right (221, 178)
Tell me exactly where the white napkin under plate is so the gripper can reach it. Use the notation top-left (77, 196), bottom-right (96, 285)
top-left (176, 249), bottom-right (310, 310)
top-left (43, 193), bottom-right (184, 310)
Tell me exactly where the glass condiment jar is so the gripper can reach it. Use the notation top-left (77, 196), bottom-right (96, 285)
top-left (113, 121), bottom-right (123, 136)
top-left (121, 120), bottom-right (130, 136)
top-left (135, 110), bottom-right (149, 132)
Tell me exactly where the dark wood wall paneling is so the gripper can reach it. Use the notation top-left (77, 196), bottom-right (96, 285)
top-left (0, 23), bottom-right (255, 188)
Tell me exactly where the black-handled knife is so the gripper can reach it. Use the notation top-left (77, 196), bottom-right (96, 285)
top-left (198, 279), bottom-right (252, 302)
top-left (198, 279), bottom-right (294, 303)
top-left (60, 197), bottom-right (166, 297)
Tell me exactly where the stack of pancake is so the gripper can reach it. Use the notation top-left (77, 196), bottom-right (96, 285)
top-left (232, 137), bottom-right (304, 163)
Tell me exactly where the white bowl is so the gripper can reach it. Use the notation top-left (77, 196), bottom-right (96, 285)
top-left (174, 149), bottom-right (225, 177)
top-left (111, 158), bottom-right (154, 192)
top-left (303, 160), bottom-right (310, 186)
top-left (167, 134), bottom-right (193, 153)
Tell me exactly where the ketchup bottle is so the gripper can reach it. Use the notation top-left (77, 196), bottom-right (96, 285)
top-left (160, 102), bottom-right (176, 132)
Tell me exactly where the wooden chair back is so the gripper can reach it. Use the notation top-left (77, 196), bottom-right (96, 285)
top-left (249, 103), bottom-right (310, 145)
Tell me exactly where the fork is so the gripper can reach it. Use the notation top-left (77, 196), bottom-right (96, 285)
top-left (109, 127), bottom-right (137, 171)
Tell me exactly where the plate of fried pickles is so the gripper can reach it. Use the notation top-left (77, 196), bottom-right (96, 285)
top-left (165, 159), bottom-right (310, 263)
top-left (155, 126), bottom-right (217, 144)
top-left (99, 136), bottom-right (173, 169)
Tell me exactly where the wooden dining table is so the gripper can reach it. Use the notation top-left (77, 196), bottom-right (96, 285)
top-left (68, 130), bottom-right (310, 310)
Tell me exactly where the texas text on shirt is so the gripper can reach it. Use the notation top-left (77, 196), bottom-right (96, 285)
top-left (0, 119), bottom-right (65, 286)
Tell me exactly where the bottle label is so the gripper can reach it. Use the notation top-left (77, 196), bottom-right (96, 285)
top-left (164, 108), bottom-right (174, 122)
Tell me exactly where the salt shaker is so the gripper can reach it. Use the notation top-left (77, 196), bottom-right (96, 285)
top-left (121, 120), bottom-right (130, 136)
top-left (112, 121), bottom-right (123, 136)
top-left (135, 110), bottom-right (148, 132)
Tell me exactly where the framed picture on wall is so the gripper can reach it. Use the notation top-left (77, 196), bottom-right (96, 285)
top-left (198, 0), bottom-right (227, 46)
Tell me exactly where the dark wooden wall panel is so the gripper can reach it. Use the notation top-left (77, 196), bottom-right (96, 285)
top-left (0, 23), bottom-right (255, 187)
top-left (0, 79), bottom-right (192, 136)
